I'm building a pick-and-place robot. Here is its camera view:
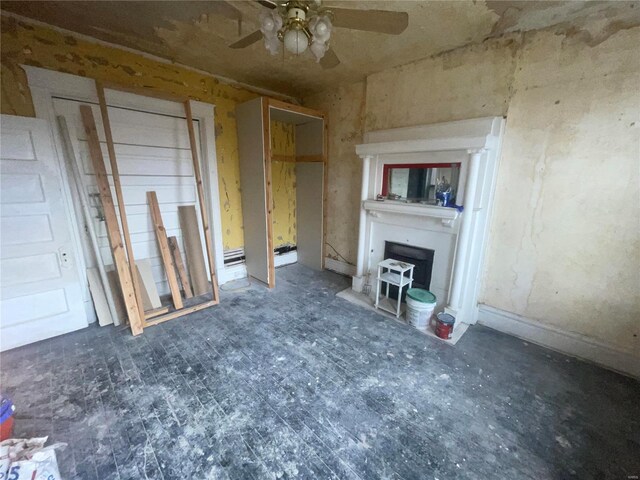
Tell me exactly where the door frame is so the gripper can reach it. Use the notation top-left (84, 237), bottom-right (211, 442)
top-left (23, 66), bottom-right (233, 321)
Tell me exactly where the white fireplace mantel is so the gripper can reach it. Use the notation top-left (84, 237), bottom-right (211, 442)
top-left (363, 200), bottom-right (460, 227)
top-left (351, 117), bottom-right (505, 329)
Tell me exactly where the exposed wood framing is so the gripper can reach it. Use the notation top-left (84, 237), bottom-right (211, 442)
top-left (322, 116), bottom-right (329, 269)
top-left (168, 236), bottom-right (193, 298)
top-left (145, 306), bottom-right (170, 319)
top-left (79, 105), bottom-right (144, 335)
top-left (145, 300), bottom-right (217, 327)
top-left (147, 191), bottom-right (184, 310)
top-left (267, 98), bottom-right (326, 120)
top-left (296, 155), bottom-right (324, 163)
top-left (84, 81), bottom-right (220, 332)
top-left (96, 82), bottom-right (148, 334)
top-left (262, 98), bottom-right (276, 288)
top-left (272, 154), bottom-right (296, 163)
top-left (184, 100), bottom-right (220, 302)
top-left (262, 98), bottom-right (327, 282)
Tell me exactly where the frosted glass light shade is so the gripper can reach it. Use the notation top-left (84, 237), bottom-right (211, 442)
top-left (261, 16), bottom-right (275, 33)
top-left (283, 29), bottom-right (308, 54)
top-left (310, 40), bottom-right (328, 61)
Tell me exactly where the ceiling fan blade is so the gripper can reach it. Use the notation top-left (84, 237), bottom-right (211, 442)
top-left (330, 8), bottom-right (409, 35)
top-left (229, 30), bottom-right (263, 49)
top-left (256, 0), bottom-right (278, 9)
top-left (320, 47), bottom-right (340, 69)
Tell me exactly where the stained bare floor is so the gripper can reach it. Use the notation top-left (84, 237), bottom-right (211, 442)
top-left (1, 264), bottom-right (638, 479)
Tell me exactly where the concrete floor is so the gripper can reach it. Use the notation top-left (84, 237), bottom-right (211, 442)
top-left (1, 264), bottom-right (638, 479)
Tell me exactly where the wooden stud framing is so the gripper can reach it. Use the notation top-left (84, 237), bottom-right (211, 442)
top-left (87, 82), bottom-right (220, 332)
top-left (145, 300), bottom-right (217, 327)
top-left (168, 236), bottom-right (193, 298)
top-left (272, 154), bottom-right (296, 163)
top-left (184, 100), bottom-right (220, 302)
top-left (79, 105), bottom-right (144, 335)
top-left (262, 98), bottom-right (276, 288)
top-left (147, 191), bottom-right (184, 310)
top-left (322, 116), bottom-right (329, 269)
top-left (296, 155), bottom-right (324, 163)
top-left (145, 306), bottom-right (170, 320)
top-left (267, 98), bottom-right (326, 120)
top-left (96, 82), bottom-right (148, 334)
top-left (261, 98), bottom-right (327, 282)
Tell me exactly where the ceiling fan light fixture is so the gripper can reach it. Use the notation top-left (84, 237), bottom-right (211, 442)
top-left (260, 10), bottom-right (283, 55)
top-left (310, 39), bottom-right (328, 61)
top-left (308, 14), bottom-right (331, 62)
top-left (310, 15), bottom-right (331, 42)
top-left (283, 28), bottom-right (309, 54)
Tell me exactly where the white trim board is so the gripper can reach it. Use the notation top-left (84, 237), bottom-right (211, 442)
top-left (324, 258), bottom-right (356, 277)
top-left (478, 304), bottom-right (640, 379)
top-left (274, 250), bottom-right (297, 268)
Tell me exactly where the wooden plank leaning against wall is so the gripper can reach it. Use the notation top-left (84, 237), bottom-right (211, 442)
top-left (81, 81), bottom-right (220, 335)
top-left (79, 105), bottom-right (145, 334)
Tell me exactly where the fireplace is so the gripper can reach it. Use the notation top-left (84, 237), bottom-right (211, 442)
top-left (384, 241), bottom-right (434, 301)
top-left (350, 116), bottom-right (505, 328)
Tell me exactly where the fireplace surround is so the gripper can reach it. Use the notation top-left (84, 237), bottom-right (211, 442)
top-left (384, 241), bottom-right (434, 301)
top-left (349, 117), bottom-right (505, 332)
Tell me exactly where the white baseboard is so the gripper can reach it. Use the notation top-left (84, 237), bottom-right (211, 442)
top-left (324, 257), bottom-right (356, 276)
top-left (274, 250), bottom-right (297, 268)
top-left (218, 263), bottom-right (247, 285)
top-left (478, 304), bottom-right (640, 379)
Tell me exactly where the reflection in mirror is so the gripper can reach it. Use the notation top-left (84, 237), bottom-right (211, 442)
top-left (382, 163), bottom-right (461, 206)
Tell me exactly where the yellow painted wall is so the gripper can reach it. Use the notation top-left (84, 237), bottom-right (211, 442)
top-left (270, 121), bottom-right (297, 248)
top-left (0, 15), bottom-right (295, 253)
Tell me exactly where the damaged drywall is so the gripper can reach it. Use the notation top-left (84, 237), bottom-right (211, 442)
top-left (304, 13), bottom-right (640, 354)
top-left (0, 15), bottom-right (295, 254)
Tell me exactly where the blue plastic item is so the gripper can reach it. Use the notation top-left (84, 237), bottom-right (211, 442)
top-left (0, 395), bottom-right (15, 424)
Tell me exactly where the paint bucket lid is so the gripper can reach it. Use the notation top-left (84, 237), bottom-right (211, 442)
top-left (406, 289), bottom-right (436, 304)
top-left (436, 312), bottom-right (455, 325)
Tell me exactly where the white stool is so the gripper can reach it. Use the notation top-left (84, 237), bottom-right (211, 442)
top-left (375, 259), bottom-right (415, 318)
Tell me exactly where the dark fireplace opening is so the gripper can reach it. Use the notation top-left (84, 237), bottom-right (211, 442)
top-left (384, 241), bottom-right (435, 302)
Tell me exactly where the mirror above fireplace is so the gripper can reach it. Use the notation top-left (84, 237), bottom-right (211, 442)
top-left (382, 163), bottom-right (461, 205)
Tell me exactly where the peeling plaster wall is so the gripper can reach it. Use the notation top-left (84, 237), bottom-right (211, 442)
top-left (304, 81), bottom-right (366, 267)
top-left (270, 120), bottom-right (297, 248)
top-left (482, 26), bottom-right (639, 354)
top-left (0, 15), bottom-right (295, 254)
top-left (305, 22), bottom-right (640, 354)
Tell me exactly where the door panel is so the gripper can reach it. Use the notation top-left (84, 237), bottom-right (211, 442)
top-left (0, 115), bottom-right (87, 351)
top-left (236, 98), bottom-right (270, 285)
top-left (296, 162), bottom-right (324, 270)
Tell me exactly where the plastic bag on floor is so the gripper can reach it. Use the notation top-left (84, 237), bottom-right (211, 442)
top-left (0, 436), bottom-right (66, 480)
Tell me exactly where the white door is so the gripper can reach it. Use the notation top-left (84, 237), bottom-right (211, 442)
top-left (0, 115), bottom-right (87, 351)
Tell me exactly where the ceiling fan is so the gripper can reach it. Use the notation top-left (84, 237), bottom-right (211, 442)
top-left (229, 0), bottom-right (409, 69)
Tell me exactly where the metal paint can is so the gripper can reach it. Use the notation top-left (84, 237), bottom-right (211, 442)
top-left (435, 312), bottom-right (455, 339)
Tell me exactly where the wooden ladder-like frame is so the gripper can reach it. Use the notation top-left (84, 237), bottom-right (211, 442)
top-left (80, 81), bottom-right (220, 335)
